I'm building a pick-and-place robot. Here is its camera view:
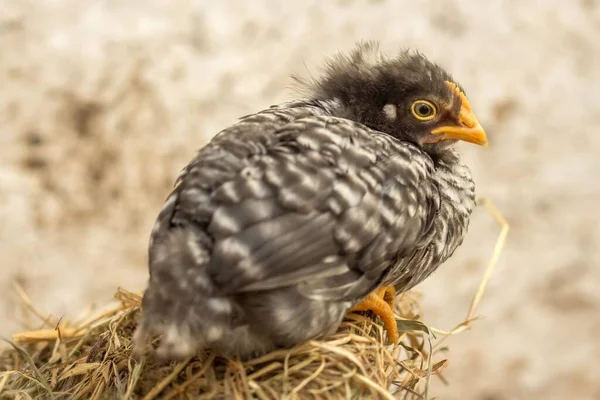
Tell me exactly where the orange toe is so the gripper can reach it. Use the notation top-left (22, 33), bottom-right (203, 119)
top-left (351, 286), bottom-right (398, 344)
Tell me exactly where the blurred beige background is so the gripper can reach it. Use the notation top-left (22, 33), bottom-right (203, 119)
top-left (1, 1), bottom-right (600, 399)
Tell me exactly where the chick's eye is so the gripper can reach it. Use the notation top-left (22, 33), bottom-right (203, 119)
top-left (417, 103), bottom-right (432, 116)
top-left (411, 100), bottom-right (437, 121)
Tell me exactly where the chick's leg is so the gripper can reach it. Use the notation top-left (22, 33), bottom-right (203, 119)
top-left (350, 286), bottom-right (399, 344)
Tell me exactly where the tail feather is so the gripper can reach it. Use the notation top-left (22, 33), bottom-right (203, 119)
top-left (133, 226), bottom-right (233, 360)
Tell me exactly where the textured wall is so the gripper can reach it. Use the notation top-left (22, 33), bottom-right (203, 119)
top-left (1, 1), bottom-right (599, 399)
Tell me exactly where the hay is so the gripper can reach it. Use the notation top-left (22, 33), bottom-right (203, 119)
top-left (0, 199), bottom-right (508, 399)
top-left (1, 289), bottom-right (441, 400)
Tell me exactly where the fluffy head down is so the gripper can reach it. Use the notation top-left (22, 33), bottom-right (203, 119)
top-left (295, 41), bottom-right (486, 153)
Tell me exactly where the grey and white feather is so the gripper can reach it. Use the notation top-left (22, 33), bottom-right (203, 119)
top-left (134, 41), bottom-right (486, 360)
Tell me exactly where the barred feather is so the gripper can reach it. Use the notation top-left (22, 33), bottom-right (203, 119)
top-left (135, 43), bottom-right (478, 360)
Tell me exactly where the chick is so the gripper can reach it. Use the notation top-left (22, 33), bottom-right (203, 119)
top-left (133, 41), bottom-right (487, 360)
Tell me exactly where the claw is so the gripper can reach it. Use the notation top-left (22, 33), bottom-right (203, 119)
top-left (351, 286), bottom-right (399, 344)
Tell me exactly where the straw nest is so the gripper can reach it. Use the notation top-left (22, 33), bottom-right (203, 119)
top-left (1, 287), bottom-right (449, 400)
top-left (0, 200), bottom-right (508, 400)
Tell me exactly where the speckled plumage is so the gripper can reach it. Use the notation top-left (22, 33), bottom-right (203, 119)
top-left (134, 42), bottom-right (481, 360)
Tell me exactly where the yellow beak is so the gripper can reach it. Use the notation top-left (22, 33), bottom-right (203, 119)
top-left (431, 82), bottom-right (488, 147)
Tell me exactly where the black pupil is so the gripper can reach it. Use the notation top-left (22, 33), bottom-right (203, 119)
top-left (417, 104), bottom-right (431, 116)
